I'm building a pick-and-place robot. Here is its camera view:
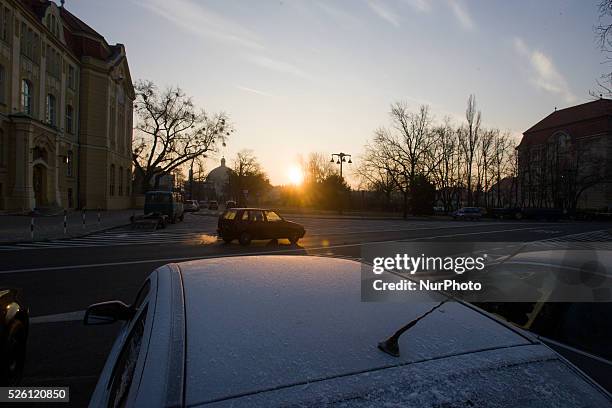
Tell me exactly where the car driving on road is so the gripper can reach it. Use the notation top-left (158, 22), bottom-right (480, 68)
top-left (85, 256), bottom-right (612, 407)
top-left (452, 207), bottom-right (482, 220)
top-left (184, 200), bottom-right (200, 212)
top-left (217, 208), bottom-right (306, 245)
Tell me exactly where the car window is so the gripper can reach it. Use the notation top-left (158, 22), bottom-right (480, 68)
top-left (132, 280), bottom-right (150, 311)
top-left (224, 210), bottom-right (237, 220)
top-left (241, 211), bottom-right (249, 221)
top-left (265, 211), bottom-right (282, 222)
top-left (251, 211), bottom-right (264, 222)
top-left (107, 306), bottom-right (148, 408)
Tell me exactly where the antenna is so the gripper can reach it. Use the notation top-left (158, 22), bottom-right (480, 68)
top-left (60, 0), bottom-right (65, 8)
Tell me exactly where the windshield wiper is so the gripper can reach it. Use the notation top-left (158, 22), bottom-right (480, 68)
top-left (378, 299), bottom-right (449, 357)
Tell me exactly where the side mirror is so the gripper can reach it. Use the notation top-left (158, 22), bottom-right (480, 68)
top-left (83, 301), bottom-right (135, 325)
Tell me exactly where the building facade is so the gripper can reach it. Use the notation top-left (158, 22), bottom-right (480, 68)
top-left (0, 0), bottom-right (134, 211)
top-left (517, 99), bottom-right (612, 210)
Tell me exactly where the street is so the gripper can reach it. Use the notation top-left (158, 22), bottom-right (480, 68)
top-left (0, 213), bottom-right (610, 405)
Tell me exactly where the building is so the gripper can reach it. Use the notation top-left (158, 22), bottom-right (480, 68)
top-left (205, 157), bottom-right (231, 202)
top-left (517, 99), bottom-right (612, 210)
top-left (0, 0), bottom-right (134, 211)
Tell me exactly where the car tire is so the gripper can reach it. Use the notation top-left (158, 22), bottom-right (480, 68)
top-left (239, 232), bottom-right (252, 246)
top-left (289, 234), bottom-right (300, 245)
top-left (222, 237), bottom-right (233, 244)
top-left (0, 320), bottom-right (26, 386)
top-left (179, 214), bottom-right (184, 222)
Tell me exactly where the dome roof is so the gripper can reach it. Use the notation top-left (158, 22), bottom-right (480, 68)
top-left (206, 158), bottom-right (231, 184)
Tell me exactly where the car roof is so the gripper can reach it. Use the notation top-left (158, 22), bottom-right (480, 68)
top-left (168, 256), bottom-right (612, 407)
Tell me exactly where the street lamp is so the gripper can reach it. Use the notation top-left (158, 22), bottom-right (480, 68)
top-left (330, 152), bottom-right (352, 178)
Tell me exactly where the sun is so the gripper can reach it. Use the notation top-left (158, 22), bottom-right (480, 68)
top-left (288, 165), bottom-right (304, 185)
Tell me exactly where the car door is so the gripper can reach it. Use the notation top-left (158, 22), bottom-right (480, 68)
top-left (248, 210), bottom-right (266, 239)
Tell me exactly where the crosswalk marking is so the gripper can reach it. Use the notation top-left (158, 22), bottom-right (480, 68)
top-left (0, 226), bottom-right (218, 250)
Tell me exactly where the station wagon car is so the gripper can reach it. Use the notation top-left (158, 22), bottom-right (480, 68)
top-left (85, 256), bottom-right (612, 408)
top-left (217, 208), bottom-right (306, 245)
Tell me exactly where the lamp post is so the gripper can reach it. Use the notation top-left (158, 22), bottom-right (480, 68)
top-left (330, 152), bottom-right (352, 178)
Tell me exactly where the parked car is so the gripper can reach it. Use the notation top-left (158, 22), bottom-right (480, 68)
top-left (208, 200), bottom-right (219, 210)
top-left (85, 256), bottom-right (612, 407)
top-left (225, 200), bottom-right (236, 209)
top-left (217, 208), bottom-right (305, 245)
top-left (184, 200), bottom-right (200, 212)
top-left (0, 288), bottom-right (29, 386)
top-left (198, 200), bottom-right (207, 208)
top-left (143, 191), bottom-right (184, 223)
top-left (492, 207), bottom-right (523, 220)
top-left (452, 207), bottom-right (482, 220)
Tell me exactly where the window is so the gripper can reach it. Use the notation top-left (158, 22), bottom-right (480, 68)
top-left (1, 7), bottom-right (10, 43)
top-left (108, 306), bottom-right (148, 408)
top-left (0, 65), bottom-right (5, 104)
top-left (119, 167), bottom-right (124, 196)
top-left (109, 165), bottom-right (115, 196)
top-left (241, 210), bottom-right (249, 221)
top-left (45, 94), bottom-right (56, 126)
top-left (65, 105), bottom-right (73, 133)
top-left (68, 65), bottom-right (76, 90)
top-left (66, 150), bottom-right (73, 177)
top-left (223, 210), bottom-right (237, 220)
top-left (265, 211), bottom-right (282, 222)
top-left (21, 79), bottom-right (32, 115)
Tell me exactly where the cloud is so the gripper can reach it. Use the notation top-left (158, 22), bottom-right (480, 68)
top-left (247, 55), bottom-right (313, 80)
top-left (134, 0), bottom-right (264, 50)
top-left (447, 0), bottom-right (474, 30)
top-left (315, 1), bottom-right (362, 26)
top-left (235, 85), bottom-right (276, 98)
top-left (366, 0), bottom-right (401, 27)
top-left (513, 37), bottom-right (576, 103)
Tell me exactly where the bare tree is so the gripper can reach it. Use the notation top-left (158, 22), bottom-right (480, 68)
top-left (458, 94), bottom-right (482, 206)
top-left (229, 150), bottom-right (270, 205)
top-left (594, 0), bottom-right (612, 96)
top-left (431, 118), bottom-right (461, 212)
top-left (301, 152), bottom-right (336, 184)
top-left (132, 80), bottom-right (232, 193)
top-left (357, 142), bottom-right (399, 210)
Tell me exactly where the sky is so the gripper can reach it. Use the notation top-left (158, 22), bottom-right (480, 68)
top-left (66, 0), bottom-right (605, 185)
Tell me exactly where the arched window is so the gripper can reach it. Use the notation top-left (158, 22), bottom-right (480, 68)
top-left (66, 150), bottom-right (73, 177)
top-left (109, 164), bottom-right (115, 196)
top-left (65, 104), bottom-right (73, 134)
top-left (21, 79), bottom-right (32, 115)
top-left (45, 94), bottom-right (56, 126)
top-left (118, 166), bottom-right (124, 196)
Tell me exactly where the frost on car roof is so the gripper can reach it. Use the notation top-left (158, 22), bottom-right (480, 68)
top-left (196, 344), bottom-right (611, 407)
top-left (178, 256), bottom-right (537, 406)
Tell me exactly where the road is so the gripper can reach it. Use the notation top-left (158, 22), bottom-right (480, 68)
top-left (0, 213), bottom-right (610, 406)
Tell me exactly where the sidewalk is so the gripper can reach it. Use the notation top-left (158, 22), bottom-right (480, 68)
top-left (0, 209), bottom-right (138, 244)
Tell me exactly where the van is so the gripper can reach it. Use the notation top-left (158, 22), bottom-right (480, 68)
top-left (144, 191), bottom-right (185, 223)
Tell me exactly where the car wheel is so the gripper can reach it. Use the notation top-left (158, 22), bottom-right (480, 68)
top-left (239, 232), bottom-right (252, 246)
top-left (179, 214), bottom-right (184, 222)
top-left (222, 236), bottom-right (233, 244)
top-left (289, 234), bottom-right (300, 245)
top-left (515, 212), bottom-right (523, 220)
top-left (1, 320), bottom-right (26, 386)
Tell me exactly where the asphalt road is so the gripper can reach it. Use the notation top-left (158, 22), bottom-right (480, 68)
top-left (1, 213), bottom-right (611, 406)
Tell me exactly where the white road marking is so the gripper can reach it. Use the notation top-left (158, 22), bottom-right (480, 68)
top-left (0, 225), bottom-right (553, 274)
